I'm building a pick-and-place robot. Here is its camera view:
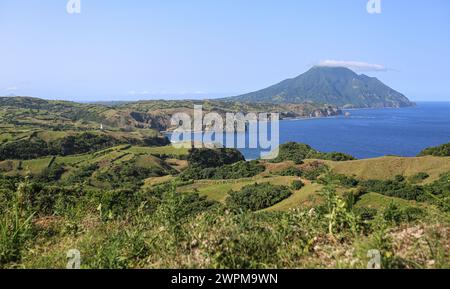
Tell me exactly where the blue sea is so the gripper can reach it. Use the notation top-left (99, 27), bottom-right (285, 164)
top-left (168, 102), bottom-right (450, 160)
top-left (242, 102), bottom-right (450, 160)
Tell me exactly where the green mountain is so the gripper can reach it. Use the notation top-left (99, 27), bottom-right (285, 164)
top-left (227, 66), bottom-right (414, 108)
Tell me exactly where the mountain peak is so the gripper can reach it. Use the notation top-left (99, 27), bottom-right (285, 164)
top-left (227, 67), bottom-right (413, 108)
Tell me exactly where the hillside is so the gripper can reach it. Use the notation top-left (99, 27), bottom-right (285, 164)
top-left (326, 156), bottom-right (450, 183)
top-left (227, 66), bottom-right (414, 108)
top-left (0, 140), bottom-right (449, 269)
top-left (0, 96), bottom-right (341, 133)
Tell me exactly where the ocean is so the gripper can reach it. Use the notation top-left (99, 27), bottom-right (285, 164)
top-left (242, 102), bottom-right (450, 160)
top-left (168, 102), bottom-right (450, 160)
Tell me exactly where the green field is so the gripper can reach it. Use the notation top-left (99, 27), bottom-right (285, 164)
top-left (326, 156), bottom-right (450, 182)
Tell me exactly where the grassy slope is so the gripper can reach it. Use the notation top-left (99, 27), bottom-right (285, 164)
top-left (177, 176), bottom-right (300, 203)
top-left (265, 182), bottom-right (323, 211)
top-left (173, 155), bottom-right (450, 211)
top-left (0, 145), bottom-right (189, 178)
top-left (354, 192), bottom-right (425, 210)
top-left (326, 156), bottom-right (450, 183)
top-left (1, 143), bottom-right (448, 212)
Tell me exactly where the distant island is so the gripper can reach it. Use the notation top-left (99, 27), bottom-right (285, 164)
top-left (226, 66), bottom-right (414, 109)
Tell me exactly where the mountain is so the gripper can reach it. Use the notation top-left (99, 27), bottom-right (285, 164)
top-left (227, 66), bottom-right (414, 108)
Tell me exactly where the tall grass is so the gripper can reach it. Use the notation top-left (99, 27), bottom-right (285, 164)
top-left (0, 179), bottom-right (35, 267)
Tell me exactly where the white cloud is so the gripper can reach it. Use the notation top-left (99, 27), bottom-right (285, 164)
top-left (318, 60), bottom-right (387, 72)
top-left (6, 86), bottom-right (18, 91)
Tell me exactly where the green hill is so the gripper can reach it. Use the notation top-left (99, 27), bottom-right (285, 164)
top-left (227, 66), bottom-right (414, 108)
top-left (0, 96), bottom-right (342, 134)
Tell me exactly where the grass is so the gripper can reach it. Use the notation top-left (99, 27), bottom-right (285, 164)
top-left (21, 158), bottom-right (54, 175)
top-left (326, 156), bottom-right (450, 183)
top-left (0, 145), bottom-right (186, 183)
top-left (354, 192), bottom-right (425, 210)
top-left (177, 176), bottom-right (298, 203)
top-left (127, 146), bottom-right (189, 157)
top-left (266, 182), bottom-right (324, 211)
top-left (143, 175), bottom-right (176, 187)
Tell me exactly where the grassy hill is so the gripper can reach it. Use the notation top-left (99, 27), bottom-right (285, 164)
top-left (0, 145), bottom-right (189, 190)
top-left (326, 156), bottom-right (450, 183)
top-left (1, 96), bottom-right (342, 134)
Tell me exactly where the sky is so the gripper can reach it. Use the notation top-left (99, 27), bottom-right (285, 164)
top-left (0, 0), bottom-right (449, 102)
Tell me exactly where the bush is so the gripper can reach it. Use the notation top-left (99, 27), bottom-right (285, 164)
top-left (275, 166), bottom-right (302, 177)
top-left (0, 132), bottom-right (170, 161)
top-left (68, 163), bottom-right (99, 183)
top-left (49, 133), bottom-right (120, 156)
top-left (95, 189), bottom-right (137, 219)
top-left (312, 152), bottom-right (356, 161)
top-left (354, 207), bottom-right (378, 221)
top-left (319, 173), bottom-right (359, 188)
top-left (360, 178), bottom-right (426, 202)
top-left (95, 159), bottom-right (170, 189)
top-left (409, 172), bottom-right (430, 184)
top-left (419, 143), bottom-right (450, 157)
top-left (383, 203), bottom-right (425, 224)
top-left (187, 148), bottom-right (245, 169)
top-left (0, 180), bottom-right (35, 266)
top-left (37, 163), bottom-right (66, 182)
top-left (17, 183), bottom-right (83, 216)
top-left (272, 142), bottom-right (315, 164)
top-left (325, 152), bottom-right (355, 161)
top-left (301, 163), bottom-right (327, 181)
top-left (180, 161), bottom-right (265, 181)
top-left (425, 173), bottom-right (450, 210)
top-left (272, 142), bottom-right (355, 164)
top-left (226, 183), bottom-right (292, 211)
top-left (291, 180), bottom-right (304, 190)
top-left (0, 138), bottom-right (48, 160)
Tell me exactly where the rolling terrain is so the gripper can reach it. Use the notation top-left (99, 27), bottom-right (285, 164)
top-left (0, 96), bottom-right (342, 133)
top-left (0, 97), bottom-right (448, 269)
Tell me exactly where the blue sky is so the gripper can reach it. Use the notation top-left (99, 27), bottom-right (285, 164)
top-left (0, 0), bottom-right (449, 101)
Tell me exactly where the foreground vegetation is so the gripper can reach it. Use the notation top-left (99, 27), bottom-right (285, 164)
top-left (0, 143), bottom-right (448, 269)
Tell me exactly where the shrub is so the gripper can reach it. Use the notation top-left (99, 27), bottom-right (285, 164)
top-left (301, 163), bottom-right (327, 181)
top-left (354, 207), bottom-right (378, 221)
top-left (323, 152), bottom-right (355, 161)
top-left (319, 173), bottom-right (359, 188)
top-left (0, 180), bottom-right (35, 266)
top-left (0, 138), bottom-right (48, 160)
top-left (360, 178), bottom-right (427, 202)
top-left (383, 203), bottom-right (425, 225)
top-left (272, 142), bottom-right (315, 164)
top-left (419, 143), bottom-right (450, 157)
top-left (187, 148), bottom-right (245, 169)
top-left (425, 173), bottom-right (450, 210)
top-left (68, 163), bottom-right (99, 183)
top-left (17, 183), bottom-right (83, 216)
top-left (291, 180), bottom-right (304, 190)
top-left (409, 172), bottom-right (430, 184)
top-left (180, 161), bottom-right (265, 181)
top-left (312, 152), bottom-right (356, 161)
top-left (272, 142), bottom-right (355, 164)
top-left (226, 183), bottom-right (292, 211)
top-left (37, 163), bottom-right (66, 182)
top-left (95, 160), bottom-right (170, 189)
top-left (275, 166), bottom-right (302, 177)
